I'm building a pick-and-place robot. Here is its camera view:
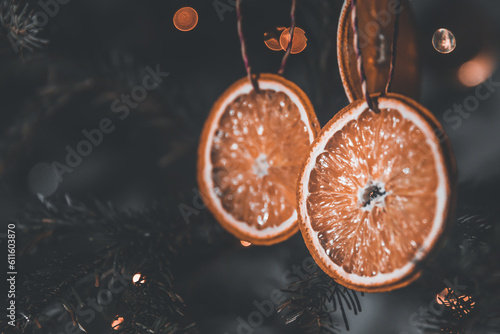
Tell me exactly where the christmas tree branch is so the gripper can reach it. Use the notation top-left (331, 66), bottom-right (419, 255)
top-left (4, 195), bottom-right (226, 333)
top-left (278, 269), bottom-right (363, 333)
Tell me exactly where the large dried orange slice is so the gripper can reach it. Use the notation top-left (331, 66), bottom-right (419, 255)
top-left (337, 0), bottom-right (420, 102)
top-left (198, 74), bottom-right (320, 245)
top-left (297, 93), bottom-right (456, 292)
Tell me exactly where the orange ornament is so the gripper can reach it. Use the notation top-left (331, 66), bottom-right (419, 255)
top-left (198, 74), bottom-right (319, 245)
top-left (173, 7), bottom-right (198, 32)
top-left (264, 27), bottom-right (286, 51)
top-left (279, 27), bottom-right (307, 54)
top-left (337, 0), bottom-right (420, 101)
top-left (297, 93), bottom-right (456, 292)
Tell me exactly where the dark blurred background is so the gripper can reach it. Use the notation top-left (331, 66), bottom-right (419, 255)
top-left (1, 0), bottom-right (499, 333)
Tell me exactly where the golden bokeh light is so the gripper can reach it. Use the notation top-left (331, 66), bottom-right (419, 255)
top-left (111, 316), bottom-right (124, 330)
top-left (436, 287), bottom-right (452, 305)
top-left (173, 7), bottom-right (198, 32)
top-left (240, 240), bottom-right (252, 247)
top-left (436, 288), bottom-right (476, 315)
top-left (132, 273), bottom-right (145, 284)
top-left (264, 26), bottom-right (286, 51)
top-left (279, 27), bottom-right (307, 54)
top-left (458, 52), bottom-right (496, 87)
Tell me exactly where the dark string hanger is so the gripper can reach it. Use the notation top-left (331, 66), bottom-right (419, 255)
top-left (236, 0), bottom-right (297, 91)
top-left (385, 0), bottom-right (401, 94)
top-left (350, 0), bottom-right (402, 112)
top-left (278, 0), bottom-right (297, 75)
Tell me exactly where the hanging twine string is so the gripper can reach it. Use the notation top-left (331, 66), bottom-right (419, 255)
top-left (278, 0), bottom-right (297, 75)
top-left (237, 0), bottom-right (297, 86)
top-left (350, 0), bottom-right (402, 112)
top-left (236, 0), bottom-right (259, 91)
top-left (350, 0), bottom-right (376, 111)
top-left (385, 0), bottom-right (401, 94)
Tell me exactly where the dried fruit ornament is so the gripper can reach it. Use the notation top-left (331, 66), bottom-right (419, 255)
top-left (337, 0), bottom-right (420, 102)
top-left (198, 0), bottom-right (319, 245)
top-left (297, 0), bottom-right (456, 292)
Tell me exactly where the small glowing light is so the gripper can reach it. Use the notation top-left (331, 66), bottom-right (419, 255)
top-left (111, 316), bottom-right (124, 330)
top-left (240, 240), bottom-right (252, 247)
top-left (436, 288), bottom-right (451, 305)
top-left (436, 288), bottom-right (476, 312)
top-left (132, 273), bottom-right (145, 284)
top-left (173, 7), bottom-right (198, 32)
top-left (280, 27), bottom-right (307, 54)
top-left (432, 28), bottom-right (456, 54)
top-left (458, 53), bottom-right (496, 87)
top-left (264, 26), bottom-right (286, 51)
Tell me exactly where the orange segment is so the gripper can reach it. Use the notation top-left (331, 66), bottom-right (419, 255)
top-left (298, 93), bottom-right (455, 291)
top-left (199, 74), bottom-right (319, 245)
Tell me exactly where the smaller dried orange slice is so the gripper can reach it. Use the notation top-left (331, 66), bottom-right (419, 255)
top-left (173, 7), bottom-right (198, 32)
top-left (279, 27), bottom-right (307, 54)
top-left (297, 93), bottom-right (455, 291)
top-left (198, 74), bottom-right (320, 245)
top-left (264, 27), bottom-right (286, 51)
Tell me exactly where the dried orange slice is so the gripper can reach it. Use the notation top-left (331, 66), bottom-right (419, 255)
top-left (279, 27), bottom-right (307, 54)
top-left (337, 0), bottom-right (420, 102)
top-left (264, 27), bottom-right (286, 51)
top-left (173, 7), bottom-right (198, 32)
top-left (297, 93), bottom-right (456, 292)
top-left (198, 74), bottom-right (320, 245)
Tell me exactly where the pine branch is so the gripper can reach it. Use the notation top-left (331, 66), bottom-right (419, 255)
top-left (278, 269), bottom-right (363, 333)
top-left (417, 207), bottom-right (500, 333)
top-left (4, 195), bottom-right (226, 333)
top-left (0, 0), bottom-right (48, 54)
top-left (115, 270), bottom-right (198, 334)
